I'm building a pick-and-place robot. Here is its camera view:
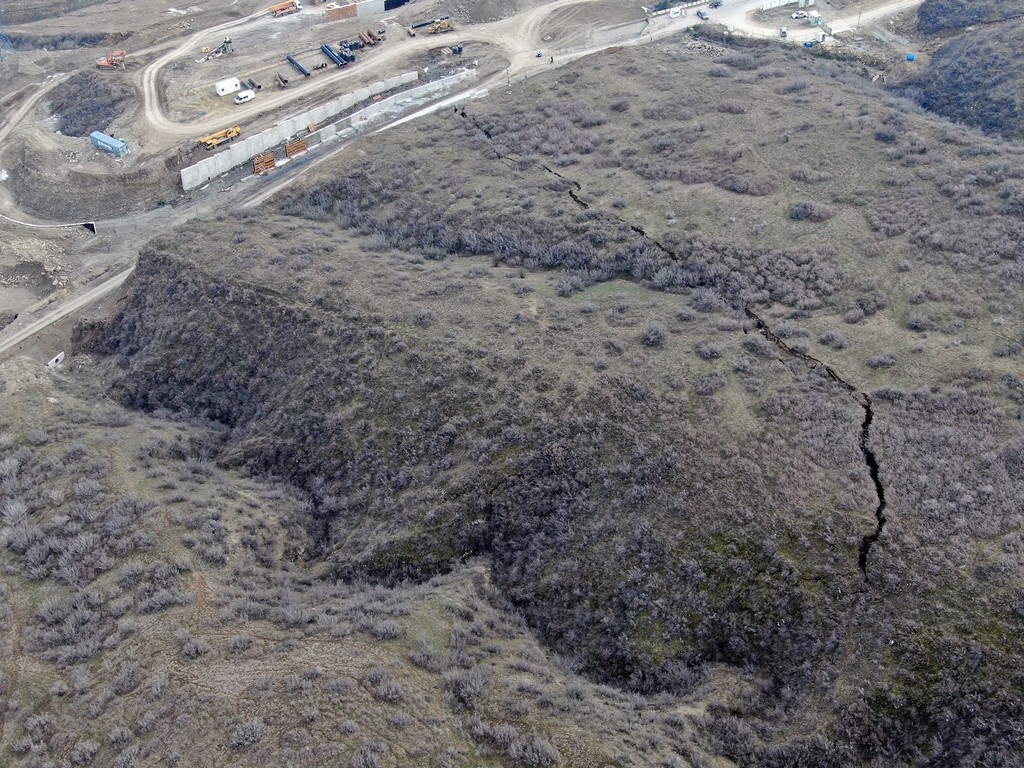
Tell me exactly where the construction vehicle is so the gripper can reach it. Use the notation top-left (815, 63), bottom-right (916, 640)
top-left (411, 15), bottom-right (448, 29)
top-left (269, 0), bottom-right (302, 17)
top-left (199, 38), bottom-right (232, 62)
top-left (197, 125), bottom-right (241, 150)
top-left (426, 19), bottom-right (452, 34)
top-left (358, 31), bottom-right (374, 46)
top-left (96, 50), bottom-right (127, 68)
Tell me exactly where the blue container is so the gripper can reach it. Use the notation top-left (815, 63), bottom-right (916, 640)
top-left (804, 41), bottom-right (813, 48)
top-left (907, 52), bottom-right (916, 61)
top-left (89, 131), bottom-right (129, 157)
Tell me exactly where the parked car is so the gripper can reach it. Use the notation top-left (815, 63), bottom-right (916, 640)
top-left (792, 10), bottom-right (807, 18)
top-left (709, 1), bottom-right (722, 7)
top-left (697, 9), bottom-right (709, 19)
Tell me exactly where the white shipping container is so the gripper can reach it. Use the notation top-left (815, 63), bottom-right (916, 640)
top-left (215, 77), bottom-right (242, 96)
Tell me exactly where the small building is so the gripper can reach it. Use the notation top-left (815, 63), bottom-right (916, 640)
top-left (90, 131), bottom-right (129, 157)
top-left (214, 77), bottom-right (242, 96)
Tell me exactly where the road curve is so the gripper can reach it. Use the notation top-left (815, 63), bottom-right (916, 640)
top-left (0, 267), bottom-right (134, 357)
top-left (0, 0), bottom-right (926, 358)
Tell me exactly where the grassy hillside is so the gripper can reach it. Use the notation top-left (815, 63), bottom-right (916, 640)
top-left (65, 36), bottom-right (1024, 766)
top-left (0, 356), bottom-right (724, 768)
top-left (916, 0), bottom-right (1024, 33)
top-left (906, 20), bottom-right (1024, 140)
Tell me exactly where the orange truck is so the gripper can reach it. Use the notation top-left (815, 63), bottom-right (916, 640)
top-left (96, 50), bottom-right (127, 68)
top-left (269, 1), bottom-right (302, 17)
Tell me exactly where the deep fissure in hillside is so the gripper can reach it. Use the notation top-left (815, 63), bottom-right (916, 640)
top-left (857, 397), bottom-right (887, 580)
top-left (745, 308), bottom-right (888, 581)
top-left (458, 106), bottom-right (890, 579)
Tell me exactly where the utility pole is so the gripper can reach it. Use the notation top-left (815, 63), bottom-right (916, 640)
top-left (857, 11), bottom-right (861, 29)
top-left (505, 67), bottom-right (511, 91)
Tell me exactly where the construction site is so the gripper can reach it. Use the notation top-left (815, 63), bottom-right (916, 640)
top-left (0, 0), bottom-right (934, 355)
top-left (7, 0), bottom-right (1024, 766)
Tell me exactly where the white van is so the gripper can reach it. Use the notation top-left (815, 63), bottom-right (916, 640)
top-left (234, 89), bottom-right (255, 105)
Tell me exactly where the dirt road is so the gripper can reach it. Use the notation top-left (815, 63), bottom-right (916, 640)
top-left (0, 0), bottom-right (926, 358)
top-left (709, 0), bottom-right (923, 40)
top-left (0, 267), bottom-right (134, 357)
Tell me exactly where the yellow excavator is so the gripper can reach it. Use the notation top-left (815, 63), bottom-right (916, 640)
top-left (427, 19), bottom-right (452, 33)
top-left (197, 125), bottom-right (242, 150)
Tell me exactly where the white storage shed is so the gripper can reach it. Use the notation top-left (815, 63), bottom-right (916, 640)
top-left (214, 77), bottom-right (242, 97)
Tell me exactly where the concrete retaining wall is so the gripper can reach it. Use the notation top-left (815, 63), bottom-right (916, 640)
top-left (181, 71), bottom-right (418, 190)
top-left (181, 69), bottom-right (475, 191)
top-left (356, 0), bottom-right (385, 16)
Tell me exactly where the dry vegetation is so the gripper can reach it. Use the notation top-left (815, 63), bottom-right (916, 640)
top-left (0, 358), bottom-right (715, 768)
top-left (48, 72), bottom-right (135, 138)
top-left (905, 2), bottom-right (1024, 140)
top-left (6, 31), bottom-right (1024, 768)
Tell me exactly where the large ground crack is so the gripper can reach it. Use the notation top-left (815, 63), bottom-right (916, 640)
top-left (456, 107), bottom-right (889, 580)
top-left (745, 308), bottom-right (887, 581)
top-left (856, 396), bottom-right (887, 580)
top-left (457, 108), bottom-right (676, 245)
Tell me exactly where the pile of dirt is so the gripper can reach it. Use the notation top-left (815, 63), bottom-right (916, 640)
top-left (4, 138), bottom-right (174, 221)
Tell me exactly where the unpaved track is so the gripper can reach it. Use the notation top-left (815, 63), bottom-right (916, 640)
top-left (138, 8), bottom-right (272, 138)
top-left (0, 0), bottom-right (926, 358)
top-left (712, 0), bottom-right (923, 40)
top-left (135, 0), bottom-right (633, 145)
top-left (0, 267), bottom-right (134, 357)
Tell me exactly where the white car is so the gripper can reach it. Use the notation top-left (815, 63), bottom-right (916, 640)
top-left (792, 10), bottom-right (808, 18)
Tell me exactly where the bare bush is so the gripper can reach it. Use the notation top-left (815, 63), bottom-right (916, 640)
top-left (71, 739), bottom-right (101, 765)
top-left (510, 731), bottom-right (561, 767)
top-left (642, 323), bottom-right (667, 347)
top-left (695, 373), bottom-right (727, 396)
top-left (230, 718), bottom-right (266, 750)
top-left (696, 341), bottom-right (723, 360)
top-left (445, 667), bottom-right (489, 709)
top-left (789, 200), bottom-right (834, 222)
top-left (718, 100), bottom-right (750, 115)
top-left (819, 331), bottom-right (848, 350)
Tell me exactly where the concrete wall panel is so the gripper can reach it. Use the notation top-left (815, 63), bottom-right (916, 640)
top-left (356, 0), bottom-right (384, 16)
top-left (181, 70), bottom-right (485, 190)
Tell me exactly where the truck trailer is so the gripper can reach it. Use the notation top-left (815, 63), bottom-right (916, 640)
top-left (269, 1), bottom-right (302, 17)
